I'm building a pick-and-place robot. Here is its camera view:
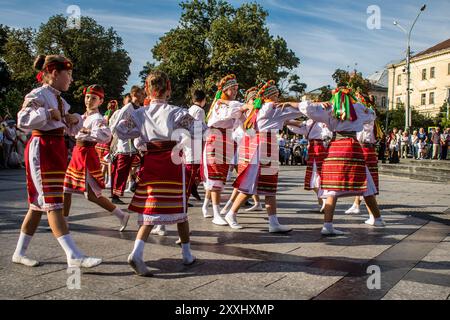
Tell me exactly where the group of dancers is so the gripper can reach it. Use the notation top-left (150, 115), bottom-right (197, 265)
top-left (12, 54), bottom-right (385, 277)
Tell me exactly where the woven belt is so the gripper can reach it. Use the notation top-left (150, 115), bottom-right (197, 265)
top-left (76, 140), bottom-right (97, 147)
top-left (32, 128), bottom-right (65, 137)
top-left (333, 131), bottom-right (357, 140)
top-left (146, 141), bottom-right (177, 153)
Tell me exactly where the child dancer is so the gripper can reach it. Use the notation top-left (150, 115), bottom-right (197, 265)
top-left (96, 99), bottom-right (118, 187)
top-left (202, 74), bottom-right (247, 226)
top-left (14, 54), bottom-right (101, 268)
top-left (344, 96), bottom-right (385, 226)
top-left (63, 85), bottom-right (130, 231)
top-left (287, 119), bottom-right (331, 211)
top-left (282, 88), bottom-right (385, 235)
top-left (115, 70), bottom-right (201, 276)
top-left (225, 80), bottom-right (301, 232)
top-left (220, 87), bottom-right (264, 215)
top-left (185, 89), bottom-right (207, 204)
top-left (109, 86), bottom-right (145, 204)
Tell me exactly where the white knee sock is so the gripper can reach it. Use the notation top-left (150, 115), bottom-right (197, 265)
top-left (268, 215), bottom-right (280, 227)
top-left (213, 205), bottom-right (222, 218)
top-left (14, 232), bottom-right (33, 257)
top-left (223, 199), bottom-right (233, 212)
top-left (181, 242), bottom-right (193, 260)
top-left (131, 239), bottom-right (145, 260)
top-left (111, 207), bottom-right (126, 220)
top-left (57, 234), bottom-right (84, 260)
top-left (202, 197), bottom-right (210, 210)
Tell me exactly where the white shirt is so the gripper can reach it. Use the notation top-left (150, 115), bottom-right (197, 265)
top-left (357, 120), bottom-right (377, 144)
top-left (188, 104), bottom-right (206, 122)
top-left (74, 112), bottom-right (112, 144)
top-left (110, 103), bottom-right (140, 154)
top-left (184, 105), bottom-right (206, 163)
top-left (253, 102), bottom-right (302, 132)
top-left (299, 101), bottom-right (376, 133)
top-left (115, 102), bottom-right (204, 143)
top-left (207, 100), bottom-right (243, 129)
top-left (17, 84), bottom-right (82, 134)
top-left (288, 119), bottom-right (331, 140)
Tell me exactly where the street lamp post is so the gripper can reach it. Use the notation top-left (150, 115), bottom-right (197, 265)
top-left (394, 4), bottom-right (426, 131)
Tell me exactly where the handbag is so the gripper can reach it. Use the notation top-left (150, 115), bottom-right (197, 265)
top-left (8, 146), bottom-right (21, 168)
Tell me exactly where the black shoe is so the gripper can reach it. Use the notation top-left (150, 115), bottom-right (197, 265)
top-left (191, 185), bottom-right (202, 201)
top-left (188, 203), bottom-right (194, 208)
top-left (130, 181), bottom-right (138, 193)
top-left (112, 197), bottom-right (126, 205)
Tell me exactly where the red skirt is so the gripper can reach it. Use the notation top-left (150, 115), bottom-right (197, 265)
top-left (131, 153), bottom-right (141, 168)
top-left (25, 130), bottom-right (67, 211)
top-left (304, 140), bottom-right (327, 191)
top-left (95, 142), bottom-right (110, 166)
top-left (362, 144), bottom-right (379, 194)
top-left (201, 128), bottom-right (235, 190)
top-left (129, 141), bottom-right (188, 225)
top-left (320, 137), bottom-right (367, 192)
top-left (64, 143), bottom-right (105, 193)
top-left (233, 132), bottom-right (279, 196)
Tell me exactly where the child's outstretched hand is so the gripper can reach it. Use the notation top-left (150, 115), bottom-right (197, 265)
top-left (65, 114), bottom-right (80, 125)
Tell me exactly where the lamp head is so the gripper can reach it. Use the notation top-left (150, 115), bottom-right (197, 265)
top-left (420, 5), bottom-right (426, 11)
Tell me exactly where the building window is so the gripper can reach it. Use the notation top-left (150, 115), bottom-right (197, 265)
top-left (381, 97), bottom-right (386, 108)
top-left (430, 67), bottom-right (435, 79)
top-left (397, 74), bottom-right (402, 86)
top-left (396, 97), bottom-right (402, 106)
top-left (421, 93), bottom-right (426, 105)
top-left (422, 69), bottom-right (427, 80)
top-left (429, 92), bottom-right (435, 105)
top-left (448, 63), bottom-right (450, 75)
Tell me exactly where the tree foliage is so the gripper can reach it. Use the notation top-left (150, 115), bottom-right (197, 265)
top-left (1, 16), bottom-right (131, 115)
top-left (146, 0), bottom-right (301, 105)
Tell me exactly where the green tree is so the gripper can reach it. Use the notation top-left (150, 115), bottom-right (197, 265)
top-left (0, 88), bottom-right (23, 117)
top-left (281, 74), bottom-right (307, 99)
top-left (35, 15), bottom-right (131, 112)
top-left (318, 85), bottom-right (332, 102)
top-left (435, 102), bottom-right (450, 128)
top-left (2, 28), bottom-right (36, 96)
top-left (332, 68), bottom-right (371, 94)
top-left (384, 104), bottom-right (435, 131)
top-left (139, 62), bottom-right (156, 85)
top-left (146, 0), bottom-right (300, 105)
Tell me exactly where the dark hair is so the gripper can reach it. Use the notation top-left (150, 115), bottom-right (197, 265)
top-left (192, 89), bottom-right (206, 103)
top-left (33, 54), bottom-right (72, 83)
top-left (130, 85), bottom-right (143, 97)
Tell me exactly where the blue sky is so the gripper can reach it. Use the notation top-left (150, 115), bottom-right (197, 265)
top-left (1, 0), bottom-right (449, 93)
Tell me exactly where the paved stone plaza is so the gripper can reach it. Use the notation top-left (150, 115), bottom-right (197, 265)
top-left (0, 167), bottom-right (449, 300)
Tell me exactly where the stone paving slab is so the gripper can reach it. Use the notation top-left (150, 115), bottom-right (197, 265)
top-left (0, 167), bottom-right (449, 300)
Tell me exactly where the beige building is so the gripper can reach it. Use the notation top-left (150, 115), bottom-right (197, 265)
top-left (387, 38), bottom-right (450, 117)
top-left (367, 69), bottom-right (388, 110)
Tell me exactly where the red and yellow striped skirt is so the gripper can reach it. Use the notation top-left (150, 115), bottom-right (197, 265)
top-left (202, 128), bottom-right (235, 189)
top-left (25, 129), bottom-right (67, 211)
top-left (320, 137), bottom-right (367, 192)
top-left (64, 141), bottom-right (105, 194)
top-left (304, 140), bottom-right (327, 191)
top-left (129, 141), bottom-right (188, 226)
top-left (233, 132), bottom-right (279, 196)
top-left (95, 142), bottom-right (110, 166)
top-left (362, 143), bottom-right (379, 194)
